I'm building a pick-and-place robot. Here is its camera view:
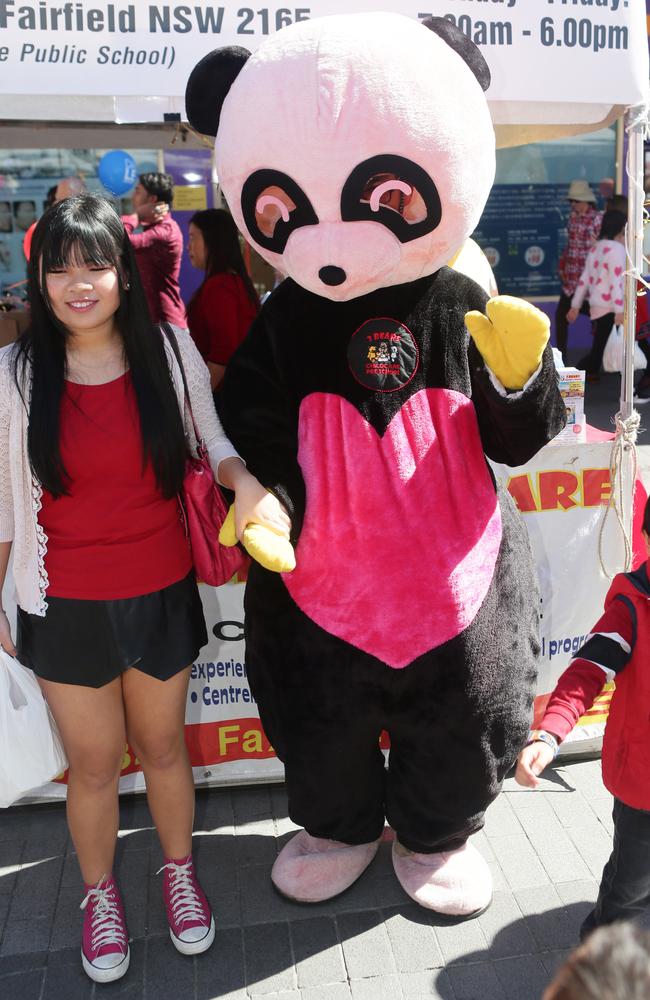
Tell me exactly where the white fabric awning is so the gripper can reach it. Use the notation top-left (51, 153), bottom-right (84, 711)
top-left (0, 2), bottom-right (647, 131)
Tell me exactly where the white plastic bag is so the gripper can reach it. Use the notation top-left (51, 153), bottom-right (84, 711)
top-left (602, 324), bottom-right (646, 373)
top-left (0, 649), bottom-right (67, 807)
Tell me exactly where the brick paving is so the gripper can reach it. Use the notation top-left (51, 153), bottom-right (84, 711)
top-left (2, 759), bottom-right (646, 1000)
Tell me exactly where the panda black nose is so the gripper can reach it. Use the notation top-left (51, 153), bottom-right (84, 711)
top-left (319, 266), bottom-right (347, 286)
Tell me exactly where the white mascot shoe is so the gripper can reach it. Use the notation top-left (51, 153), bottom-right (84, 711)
top-left (272, 830), bottom-right (381, 903)
top-left (392, 840), bottom-right (492, 917)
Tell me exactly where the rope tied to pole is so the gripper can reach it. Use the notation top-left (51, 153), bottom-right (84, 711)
top-left (598, 410), bottom-right (640, 578)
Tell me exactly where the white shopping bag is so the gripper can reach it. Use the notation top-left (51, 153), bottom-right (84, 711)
top-left (602, 324), bottom-right (646, 373)
top-left (0, 649), bottom-right (67, 808)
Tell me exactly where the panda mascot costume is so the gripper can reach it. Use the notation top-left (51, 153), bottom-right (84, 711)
top-left (186, 13), bottom-right (565, 918)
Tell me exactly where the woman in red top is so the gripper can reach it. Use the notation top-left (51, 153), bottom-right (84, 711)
top-left (186, 208), bottom-right (259, 389)
top-left (0, 196), bottom-right (290, 984)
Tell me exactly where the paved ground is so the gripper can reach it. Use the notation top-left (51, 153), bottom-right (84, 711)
top-left (2, 759), bottom-right (645, 1000)
top-left (2, 363), bottom-right (649, 1000)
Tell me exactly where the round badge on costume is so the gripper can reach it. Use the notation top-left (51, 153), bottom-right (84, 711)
top-left (348, 317), bottom-right (419, 393)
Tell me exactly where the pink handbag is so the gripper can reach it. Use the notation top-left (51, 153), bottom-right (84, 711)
top-left (164, 326), bottom-right (248, 587)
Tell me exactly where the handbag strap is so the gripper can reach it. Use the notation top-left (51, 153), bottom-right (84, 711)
top-left (161, 323), bottom-right (203, 450)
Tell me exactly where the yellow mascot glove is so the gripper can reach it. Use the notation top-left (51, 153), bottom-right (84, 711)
top-left (219, 504), bottom-right (296, 574)
top-left (464, 295), bottom-right (550, 391)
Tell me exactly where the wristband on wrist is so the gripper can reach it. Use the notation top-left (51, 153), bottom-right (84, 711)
top-left (526, 730), bottom-right (559, 758)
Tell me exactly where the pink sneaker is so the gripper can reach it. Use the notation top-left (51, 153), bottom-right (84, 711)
top-left (157, 855), bottom-right (215, 955)
top-left (80, 875), bottom-right (130, 983)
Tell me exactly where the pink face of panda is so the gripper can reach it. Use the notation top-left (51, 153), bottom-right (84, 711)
top-left (213, 13), bottom-right (496, 302)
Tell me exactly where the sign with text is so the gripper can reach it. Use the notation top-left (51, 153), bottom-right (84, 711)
top-left (474, 183), bottom-right (570, 298)
top-left (0, 1), bottom-right (646, 105)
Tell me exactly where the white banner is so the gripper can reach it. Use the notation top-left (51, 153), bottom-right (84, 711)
top-left (491, 439), bottom-right (640, 755)
top-left (0, 1), bottom-right (646, 106)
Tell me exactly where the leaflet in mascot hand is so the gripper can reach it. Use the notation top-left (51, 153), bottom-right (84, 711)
top-left (186, 13), bottom-right (566, 918)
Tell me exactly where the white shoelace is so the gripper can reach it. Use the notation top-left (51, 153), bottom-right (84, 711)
top-left (80, 880), bottom-right (127, 953)
top-left (156, 860), bottom-right (206, 928)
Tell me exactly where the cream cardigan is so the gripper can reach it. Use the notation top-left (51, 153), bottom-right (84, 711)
top-left (0, 327), bottom-right (239, 615)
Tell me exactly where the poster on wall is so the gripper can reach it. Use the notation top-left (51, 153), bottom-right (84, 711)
top-left (0, 2), bottom-right (646, 107)
top-left (473, 183), bottom-right (569, 299)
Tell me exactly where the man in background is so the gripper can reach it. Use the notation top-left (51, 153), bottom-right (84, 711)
top-left (122, 172), bottom-right (186, 327)
top-left (23, 176), bottom-right (86, 261)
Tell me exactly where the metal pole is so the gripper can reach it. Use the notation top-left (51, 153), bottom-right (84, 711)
top-left (621, 106), bottom-right (645, 420)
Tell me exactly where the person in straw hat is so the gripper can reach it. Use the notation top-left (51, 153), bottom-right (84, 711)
top-left (555, 179), bottom-right (602, 363)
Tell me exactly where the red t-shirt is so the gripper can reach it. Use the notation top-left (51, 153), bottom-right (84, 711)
top-left (40, 372), bottom-right (192, 600)
top-left (187, 273), bottom-right (257, 366)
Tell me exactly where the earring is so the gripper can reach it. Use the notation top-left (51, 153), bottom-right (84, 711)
top-left (125, 282), bottom-right (130, 289)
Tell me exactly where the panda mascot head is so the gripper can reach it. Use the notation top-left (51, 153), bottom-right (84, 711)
top-left (185, 12), bottom-right (495, 302)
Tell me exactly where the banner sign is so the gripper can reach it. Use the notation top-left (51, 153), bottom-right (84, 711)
top-left (492, 440), bottom-right (647, 755)
top-left (0, 1), bottom-right (646, 105)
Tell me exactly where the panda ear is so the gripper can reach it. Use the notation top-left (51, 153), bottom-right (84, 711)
top-left (185, 46), bottom-right (251, 137)
top-left (422, 17), bottom-right (491, 92)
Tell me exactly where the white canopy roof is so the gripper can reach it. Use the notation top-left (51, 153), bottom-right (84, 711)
top-left (0, 2), bottom-right (647, 143)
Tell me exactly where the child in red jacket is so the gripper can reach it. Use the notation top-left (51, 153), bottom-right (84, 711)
top-left (516, 496), bottom-right (650, 941)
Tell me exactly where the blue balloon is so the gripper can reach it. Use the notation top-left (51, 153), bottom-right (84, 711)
top-left (97, 150), bottom-right (138, 196)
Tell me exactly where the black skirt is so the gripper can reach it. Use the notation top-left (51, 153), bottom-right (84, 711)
top-left (17, 573), bottom-right (208, 688)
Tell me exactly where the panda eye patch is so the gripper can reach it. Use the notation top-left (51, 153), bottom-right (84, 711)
top-left (255, 188), bottom-right (296, 237)
top-left (241, 169), bottom-right (318, 253)
top-left (360, 173), bottom-right (428, 227)
top-left (342, 156), bottom-right (441, 243)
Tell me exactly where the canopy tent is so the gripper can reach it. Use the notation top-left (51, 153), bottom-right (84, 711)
top-left (1, 2), bottom-right (647, 143)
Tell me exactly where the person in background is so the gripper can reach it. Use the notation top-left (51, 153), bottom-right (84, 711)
top-left (186, 208), bottom-right (258, 389)
top-left (516, 496), bottom-right (650, 943)
top-left (542, 924), bottom-right (650, 1000)
top-left (566, 209), bottom-right (627, 380)
top-left (122, 172), bottom-right (186, 328)
top-left (606, 193), bottom-right (628, 215)
top-left (555, 180), bottom-right (602, 363)
top-left (13, 200), bottom-right (36, 232)
top-left (23, 177), bottom-right (86, 262)
top-left (55, 176), bottom-right (86, 202)
top-left (0, 194), bottom-right (290, 984)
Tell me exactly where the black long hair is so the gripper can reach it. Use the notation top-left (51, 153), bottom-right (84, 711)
top-left (14, 194), bottom-right (186, 498)
top-left (189, 208), bottom-right (259, 310)
top-left (598, 209), bottom-right (626, 242)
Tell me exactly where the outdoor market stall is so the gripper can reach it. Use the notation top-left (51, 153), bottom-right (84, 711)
top-left (0, 1), bottom-right (648, 797)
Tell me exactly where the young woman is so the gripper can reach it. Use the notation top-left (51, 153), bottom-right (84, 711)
top-left (186, 208), bottom-right (259, 389)
top-left (567, 209), bottom-right (627, 379)
top-left (0, 195), bottom-right (290, 983)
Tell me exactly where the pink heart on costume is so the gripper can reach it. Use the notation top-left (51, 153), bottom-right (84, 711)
top-left (594, 260), bottom-right (599, 269)
top-left (614, 266), bottom-right (623, 276)
top-left (589, 277), bottom-right (594, 285)
top-left (615, 299), bottom-right (623, 306)
top-left (596, 279), bottom-right (602, 285)
top-left (603, 262), bottom-right (609, 271)
top-left (283, 390), bottom-right (502, 669)
top-left (602, 293), bottom-right (612, 301)
top-left (603, 247), bottom-right (611, 254)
